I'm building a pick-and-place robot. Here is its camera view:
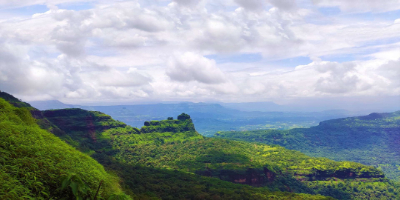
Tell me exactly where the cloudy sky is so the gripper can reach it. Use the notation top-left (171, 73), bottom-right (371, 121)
top-left (0, 0), bottom-right (399, 106)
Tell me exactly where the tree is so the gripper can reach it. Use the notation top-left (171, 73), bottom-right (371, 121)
top-left (178, 113), bottom-right (190, 121)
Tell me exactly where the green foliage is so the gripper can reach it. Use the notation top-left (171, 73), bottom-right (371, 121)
top-left (15, 95), bottom-right (397, 200)
top-left (140, 116), bottom-right (195, 134)
top-left (60, 173), bottom-right (95, 200)
top-left (0, 98), bottom-right (130, 200)
top-left (94, 154), bottom-right (332, 200)
top-left (43, 110), bottom-right (334, 199)
top-left (43, 108), bottom-right (399, 199)
top-left (177, 113), bottom-right (191, 121)
top-left (214, 111), bottom-right (400, 181)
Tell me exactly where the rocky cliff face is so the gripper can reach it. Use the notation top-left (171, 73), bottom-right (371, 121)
top-left (197, 167), bottom-right (276, 187)
top-left (198, 164), bottom-right (385, 188)
top-left (295, 169), bottom-right (385, 181)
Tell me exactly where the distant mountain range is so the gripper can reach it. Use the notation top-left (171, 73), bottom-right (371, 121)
top-left (29, 100), bottom-right (368, 136)
top-left (29, 100), bottom-right (76, 110)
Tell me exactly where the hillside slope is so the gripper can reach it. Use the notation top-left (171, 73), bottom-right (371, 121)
top-left (0, 98), bottom-right (130, 199)
top-left (215, 111), bottom-right (400, 181)
top-left (42, 108), bottom-right (399, 200)
top-left (41, 109), bottom-right (332, 199)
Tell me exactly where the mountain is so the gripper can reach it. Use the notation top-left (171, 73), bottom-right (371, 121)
top-left (1, 92), bottom-right (331, 199)
top-left (39, 107), bottom-right (399, 199)
top-left (38, 109), bottom-right (333, 199)
top-left (221, 96), bottom-right (400, 113)
top-left (215, 111), bottom-right (400, 181)
top-left (3, 92), bottom-right (400, 199)
top-left (29, 100), bottom-right (360, 136)
top-left (29, 100), bottom-right (76, 110)
top-left (0, 97), bottom-right (130, 199)
top-left (221, 102), bottom-right (287, 112)
top-left (78, 102), bottom-right (357, 136)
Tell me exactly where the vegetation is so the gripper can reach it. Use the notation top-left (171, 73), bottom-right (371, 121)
top-left (42, 107), bottom-right (400, 199)
top-left (31, 106), bottom-right (330, 199)
top-left (2, 92), bottom-right (399, 200)
top-left (214, 111), bottom-right (400, 181)
top-left (0, 98), bottom-right (130, 199)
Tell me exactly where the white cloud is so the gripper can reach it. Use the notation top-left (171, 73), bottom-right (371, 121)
top-left (0, 0), bottom-right (92, 9)
top-left (269, 0), bottom-right (297, 11)
top-left (0, 0), bottom-right (399, 103)
top-left (167, 52), bottom-right (227, 84)
top-left (234, 0), bottom-right (266, 11)
top-left (172, 0), bottom-right (201, 7)
top-left (314, 62), bottom-right (362, 94)
top-left (312, 0), bottom-right (400, 13)
top-left (234, 0), bottom-right (297, 11)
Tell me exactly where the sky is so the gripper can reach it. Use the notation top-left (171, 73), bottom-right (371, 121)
top-left (0, 0), bottom-right (399, 108)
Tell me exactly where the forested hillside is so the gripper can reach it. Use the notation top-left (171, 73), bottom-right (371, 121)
top-left (0, 93), bottom-right (331, 199)
top-left (41, 106), bottom-right (399, 199)
top-left (0, 98), bottom-right (130, 199)
top-left (2, 91), bottom-right (399, 200)
top-left (215, 111), bottom-right (400, 181)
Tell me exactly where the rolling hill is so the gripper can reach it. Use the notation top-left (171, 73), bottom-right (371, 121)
top-left (41, 107), bottom-right (399, 199)
top-left (2, 91), bottom-right (400, 199)
top-left (215, 111), bottom-right (400, 181)
top-left (0, 92), bottom-right (331, 200)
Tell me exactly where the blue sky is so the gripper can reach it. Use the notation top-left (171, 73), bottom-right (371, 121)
top-left (0, 0), bottom-right (399, 107)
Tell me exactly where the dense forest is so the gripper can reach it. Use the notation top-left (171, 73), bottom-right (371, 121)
top-left (1, 92), bottom-right (400, 199)
top-left (215, 111), bottom-right (400, 181)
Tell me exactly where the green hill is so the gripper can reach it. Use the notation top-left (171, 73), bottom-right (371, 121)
top-left (41, 108), bottom-right (399, 199)
top-left (2, 91), bottom-right (398, 200)
top-left (214, 111), bottom-right (400, 181)
top-left (0, 93), bottom-right (330, 200)
top-left (0, 91), bottom-right (32, 108)
top-left (0, 98), bottom-right (130, 199)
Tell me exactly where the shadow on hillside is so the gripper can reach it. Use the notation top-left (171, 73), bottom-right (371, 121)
top-left (92, 152), bottom-right (351, 200)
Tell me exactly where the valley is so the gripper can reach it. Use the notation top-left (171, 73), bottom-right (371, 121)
top-left (1, 92), bottom-right (399, 199)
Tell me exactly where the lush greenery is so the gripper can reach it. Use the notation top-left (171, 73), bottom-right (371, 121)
top-left (3, 91), bottom-right (399, 200)
top-left (41, 107), bottom-right (400, 199)
top-left (96, 154), bottom-right (333, 200)
top-left (41, 110), bottom-right (333, 199)
top-left (0, 98), bottom-right (130, 199)
top-left (215, 111), bottom-right (400, 181)
top-left (141, 113), bottom-right (196, 134)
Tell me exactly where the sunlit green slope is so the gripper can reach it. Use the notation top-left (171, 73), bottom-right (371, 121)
top-left (44, 110), bottom-right (331, 199)
top-left (0, 92), bottom-right (331, 200)
top-left (42, 108), bottom-right (399, 200)
top-left (215, 111), bottom-right (400, 181)
top-left (0, 98), bottom-right (130, 199)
